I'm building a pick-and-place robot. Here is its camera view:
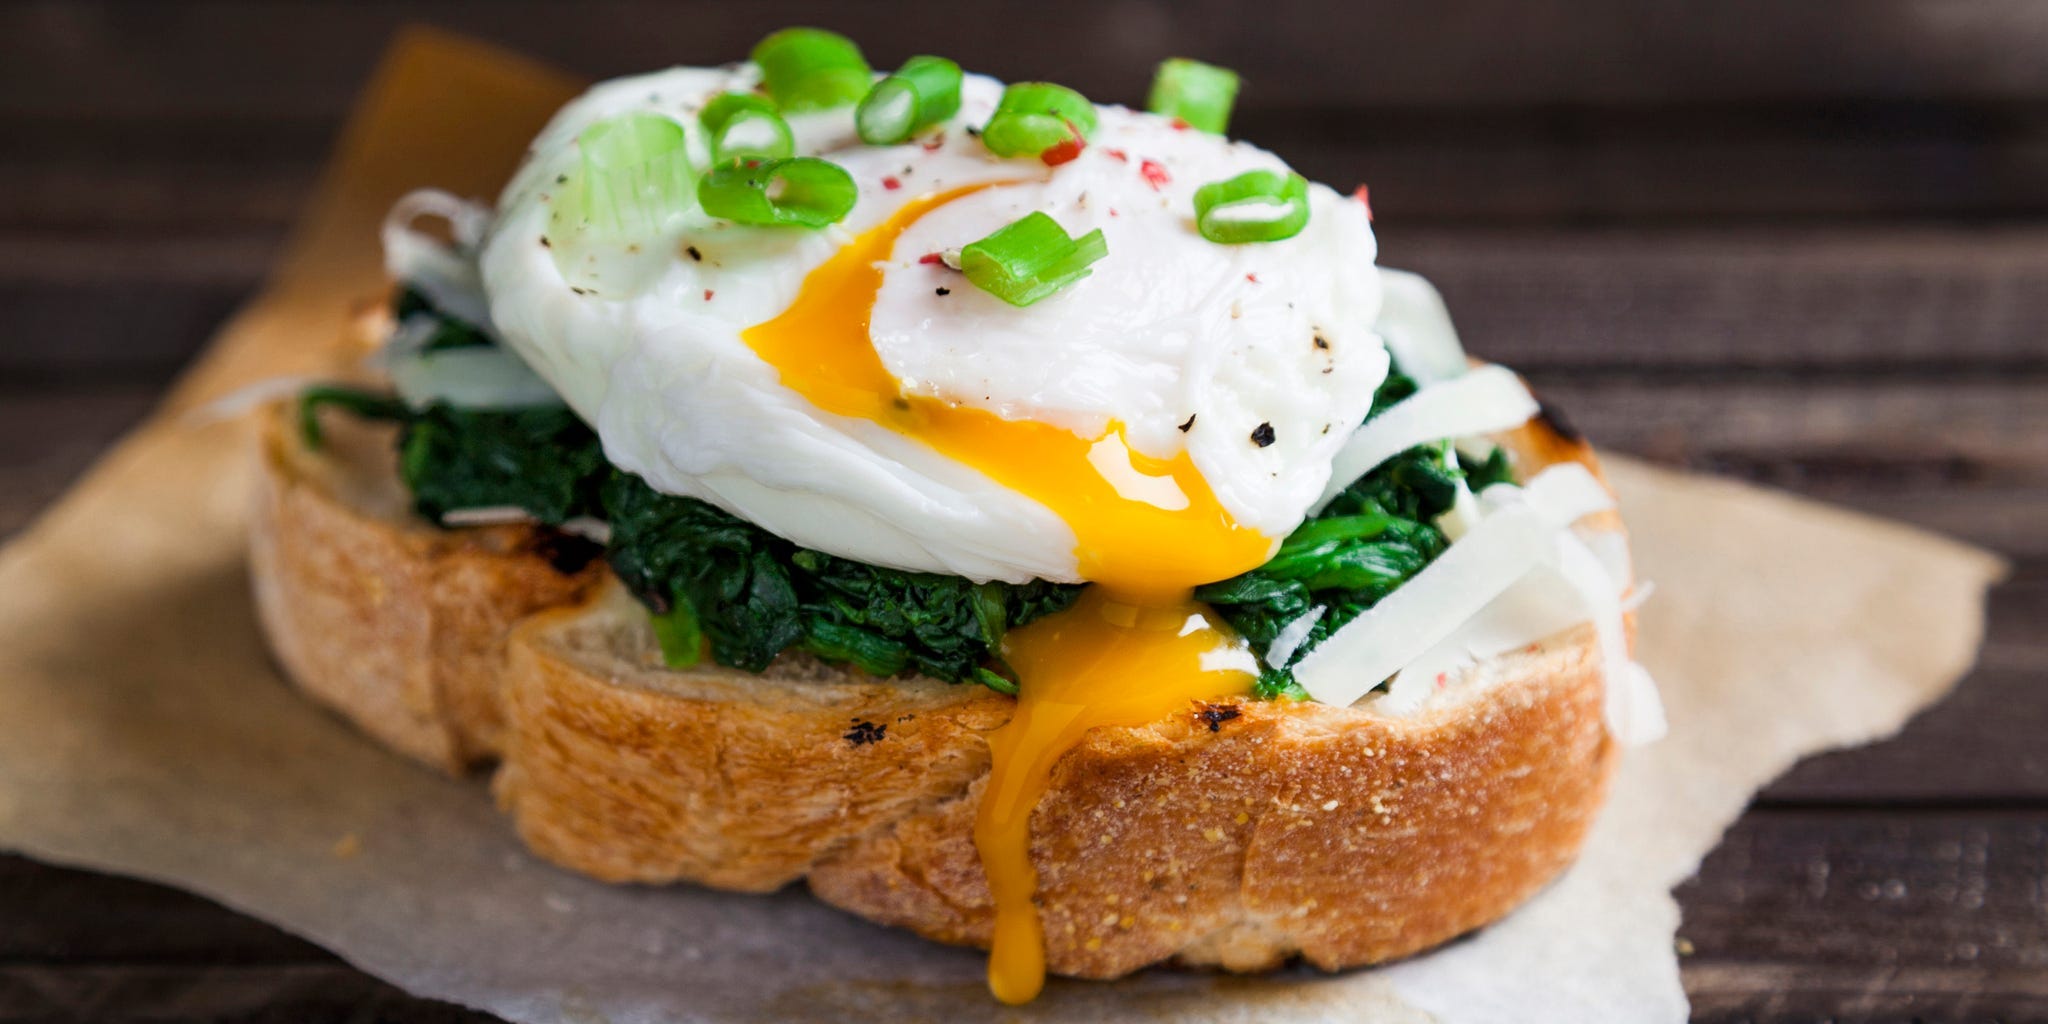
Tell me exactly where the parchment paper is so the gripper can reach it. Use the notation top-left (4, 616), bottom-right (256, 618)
top-left (0, 28), bottom-right (2007, 1024)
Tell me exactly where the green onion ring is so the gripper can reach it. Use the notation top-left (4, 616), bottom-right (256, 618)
top-left (575, 112), bottom-right (695, 235)
top-left (697, 157), bottom-right (858, 228)
top-left (701, 92), bottom-right (795, 164)
top-left (959, 211), bottom-right (1108, 306)
top-left (1192, 169), bottom-right (1310, 243)
top-left (857, 55), bottom-right (964, 145)
top-left (1147, 58), bottom-right (1241, 134)
top-left (750, 27), bottom-right (872, 111)
top-left (979, 82), bottom-right (1098, 159)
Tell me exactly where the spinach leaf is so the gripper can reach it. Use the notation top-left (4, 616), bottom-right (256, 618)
top-left (298, 384), bottom-right (409, 449)
top-left (398, 404), bottom-right (609, 525)
top-left (601, 473), bottom-right (1080, 687)
top-left (1197, 371), bottom-right (1511, 699)
top-left (393, 286), bottom-right (495, 352)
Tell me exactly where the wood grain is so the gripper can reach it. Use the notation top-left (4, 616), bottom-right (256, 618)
top-left (3, 2), bottom-right (2045, 1021)
top-left (5, 806), bottom-right (2042, 1020)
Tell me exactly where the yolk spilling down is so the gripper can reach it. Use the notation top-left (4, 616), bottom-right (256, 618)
top-left (742, 187), bottom-right (1269, 1003)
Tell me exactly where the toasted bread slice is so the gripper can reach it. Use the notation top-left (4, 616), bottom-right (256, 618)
top-left (249, 407), bottom-right (607, 771)
top-left (251, 402), bottom-right (1622, 978)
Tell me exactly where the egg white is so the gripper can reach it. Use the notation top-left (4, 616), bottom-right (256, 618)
top-left (482, 67), bottom-right (1388, 583)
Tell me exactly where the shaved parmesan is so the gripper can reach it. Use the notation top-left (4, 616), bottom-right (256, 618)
top-left (383, 189), bottom-right (496, 330)
top-left (561, 517), bottom-right (614, 545)
top-left (1315, 365), bottom-right (1540, 511)
top-left (389, 346), bottom-right (565, 411)
top-left (439, 505), bottom-right (536, 527)
top-left (1552, 528), bottom-right (1667, 744)
top-left (1294, 501), bottom-right (1559, 707)
top-left (1374, 268), bottom-right (1469, 386)
top-left (1263, 605), bottom-right (1326, 669)
top-left (1295, 464), bottom-right (1616, 709)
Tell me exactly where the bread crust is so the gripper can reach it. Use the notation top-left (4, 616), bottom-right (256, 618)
top-left (250, 399), bottom-right (1624, 979)
top-left (249, 408), bottom-right (607, 771)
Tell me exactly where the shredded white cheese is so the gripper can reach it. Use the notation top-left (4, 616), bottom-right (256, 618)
top-left (1314, 365), bottom-right (1540, 512)
top-left (1263, 605), bottom-right (1326, 670)
top-left (383, 189), bottom-right (495, 330)
top-left (1374, 268), bottom-right (1471, 386)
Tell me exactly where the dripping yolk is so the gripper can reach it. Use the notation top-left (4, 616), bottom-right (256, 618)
top-left (741, 186), bottom-right (1269, 1003)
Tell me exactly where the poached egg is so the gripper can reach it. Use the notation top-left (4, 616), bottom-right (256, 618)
top-left (481, 67), bottom-right (1386, 587)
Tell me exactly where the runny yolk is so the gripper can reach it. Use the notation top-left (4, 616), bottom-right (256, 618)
top-left (741, 186), bottom-right (1269, 1003)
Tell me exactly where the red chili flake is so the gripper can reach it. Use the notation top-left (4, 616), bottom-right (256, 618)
top-left (918, 252), bottom-right (945, 265)
top-left (1139, 159), bottom-right (1171, 190)
top-left (1041, 136), bottom-right (1086, 166)
top-left (1435, 672), bottom-right (1448, 689)
top-left (703, 289), bottom-right (715, 301)
top-left (921, 133), bottom-right (946, 151)
top-left (1353, 183), bottom-right (1374, 222)
top-left (881, 176), bottom-right (902, 191)
top-left (1103, 147), bottom-right (1129, 163)
top-left (1108, 208), bottom-right (1119, 217)
top-left (1169, 117), bottom-right (1191, 131)
top-left (1245, 272), bottom-right (1260, 283)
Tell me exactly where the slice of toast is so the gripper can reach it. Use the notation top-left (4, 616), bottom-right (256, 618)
top-left (250, 401), bottom-right (1621, 979)
top-left (249, 407), bottom-right (608, 771)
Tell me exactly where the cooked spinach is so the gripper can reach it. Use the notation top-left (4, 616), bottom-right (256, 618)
top-left (602, 472), bottom-right (1079, 688)
top-left (1196, 371), bottom-right (1516, 699)
top-left (398, 404), bottom-right (609, 525)
top-left (298, 385), bottom-right (607, 526)
top-left (310, 286), bottom-right (1513, 698)
top-left (393, 286), bottom-right (495, 352)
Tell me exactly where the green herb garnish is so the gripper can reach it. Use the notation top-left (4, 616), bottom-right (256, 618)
top-left (1147, 58), bottom-right (1240, 134)
top-left (751, 27), bottom-right (872, 111)
top-left (959, 212), bottom-right (1107, 306)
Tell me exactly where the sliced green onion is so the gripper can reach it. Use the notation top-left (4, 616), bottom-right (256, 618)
top-left (575, 112), bottom-right (695, 235)
top-left (1192, 169), bottom-right (1310, 243)
top-left (1147, 57), bottom-right (1241, 134)
top-left (700, 92), bottom-right (795, 164)
top-left (698, 157), bottom-right (858, 228)
top-left (857, 55), bottom-right (963, 145)
top-left (980, 82), bottom-right (1098, 159)
top-left (649, 591), bottom-right (705, 668)
top-left (959, 212), bottom-right (1107, 306)
top-left (750, 27), bottom-right (871, 111)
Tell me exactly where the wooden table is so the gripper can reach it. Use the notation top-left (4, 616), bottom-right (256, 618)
top-left (3, 3), bottom-right (2044, 1020)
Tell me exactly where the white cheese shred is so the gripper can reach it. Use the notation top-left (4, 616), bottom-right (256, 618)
top-left (383, 188), bottom-right (496, 330)
top-left (1314, 365), bottom-right (1541, 512)
top-left (1296, 462), bottom-right (1664, 746)
top-left (438, 506), bottom-right (537, 527)
top-left (1375, 268), bottom-right (1471, 386)
top-left (1263, 605), bottom-right (1326, 670)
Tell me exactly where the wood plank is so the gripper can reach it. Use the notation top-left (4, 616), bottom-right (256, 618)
top-left (0, 386), bottom-right (161, 540)
top-left (1395, 225), bottom-right (2048, 371)
top-left (0, 855), bottom-right (321, 966)
top-left (0, 963), bottom-right (497, 1023)
top-left (1762, 570), bottom-right (2048, 803)
top-left (1533, 376), bottom-right (2048, 559)
top-left (4, 807), bottom-right (2045, 1020)
top-left (1685, 962), bottom-right (2048, 1022)
top-left (15, 1), bottom-right (2048, 123)
top-left (1676, 810), bottom-right (2048, 980)
top-left (12, 226), bottom-right (2048, 377)
top-left (13, 101), bottom-right (2048, 231)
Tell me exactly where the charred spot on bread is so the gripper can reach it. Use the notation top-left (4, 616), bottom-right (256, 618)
top-left (1194, 702), bottom-right (1243, 732)
top-left (532, 530), bottom-right (604, 576)
top-left (844, 720), bottom-right (887, 746)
